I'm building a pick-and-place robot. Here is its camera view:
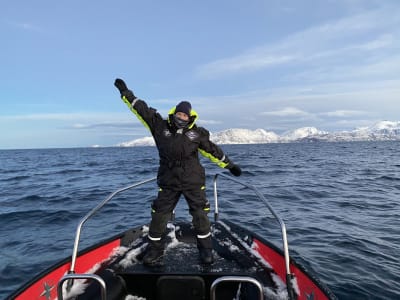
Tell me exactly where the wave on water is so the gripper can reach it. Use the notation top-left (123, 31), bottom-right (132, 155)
top-left (0, 142), bottom-right (399, 299)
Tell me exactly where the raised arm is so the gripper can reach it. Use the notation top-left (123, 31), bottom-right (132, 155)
top-left (114, 78), bottom-right (163, 134)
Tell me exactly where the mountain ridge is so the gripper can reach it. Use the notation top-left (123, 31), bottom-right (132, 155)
top-left (116, 121), bottom-right (400, 147)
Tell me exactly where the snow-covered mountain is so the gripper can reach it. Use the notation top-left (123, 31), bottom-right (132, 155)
top-left (356, 121), bottom-right (400, 136)
top-left (281, 127), bottom-right (328, 142)
top-left (210, 128), bottom-right (279, 144)
top-left (117, 136), bottom-right (155, 147)
top-left (117, 121), bottom-right (400, 146)
top-left (307, 121), bottom-right (400, 142)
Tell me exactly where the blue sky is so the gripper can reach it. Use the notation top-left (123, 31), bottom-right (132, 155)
top-left (1, 0), bottom-right (399, 149)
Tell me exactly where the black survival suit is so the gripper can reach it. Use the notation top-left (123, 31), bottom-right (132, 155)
top-left (116, 80), bottom-right (241, 247)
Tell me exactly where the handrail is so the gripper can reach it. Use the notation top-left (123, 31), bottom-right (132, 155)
top-left (210, 276), bottom-right (264, 300)
top-left (213, 173), bottom-right (296, 300)
top-left (65, 174), bottom-right (295, 298)
top-left (58, 273), bottom-right (106, 300)
top-left (68, 177), bottom-right (157, 276)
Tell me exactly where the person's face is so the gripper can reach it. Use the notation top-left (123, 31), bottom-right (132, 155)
top-left (176, 112), bottom-right (189, 121)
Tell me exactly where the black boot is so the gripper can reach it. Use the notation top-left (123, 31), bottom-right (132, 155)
top-left (199, 248), bottom-right (214, 264)
top-left (197, 235), bottom-right (214, 264)
top-left (143, 239), bottom-right (164, 266)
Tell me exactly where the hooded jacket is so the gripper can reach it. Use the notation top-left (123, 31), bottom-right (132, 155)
top-left (122, 97), bottom-right (232, 190)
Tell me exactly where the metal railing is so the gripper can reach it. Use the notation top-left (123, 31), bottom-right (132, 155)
top-left (213, 173), bottom-right (295, 300)
top-left (60, 173), bottom-right (295, 299)
top-left (58, 273), bottom-right (106, 300)
top-left (62, 177), bottom-right (157, 292)
top-left (210, 276), bottom-right (264, 300)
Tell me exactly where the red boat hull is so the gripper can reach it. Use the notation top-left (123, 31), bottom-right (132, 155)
top-left (12, 239), bottom-right (120, 300)
top-left (9, 222), bottom-right (336, 300)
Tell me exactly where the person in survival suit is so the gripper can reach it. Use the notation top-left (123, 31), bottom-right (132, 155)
top-left (114, 78), bottom-right (242, 265)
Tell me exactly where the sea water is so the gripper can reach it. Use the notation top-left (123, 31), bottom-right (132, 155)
top-left (0, 142), bottom-right (399, 299)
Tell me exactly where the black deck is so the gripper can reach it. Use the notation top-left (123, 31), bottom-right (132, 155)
top-left (78, 221), bottom-right (277, 299)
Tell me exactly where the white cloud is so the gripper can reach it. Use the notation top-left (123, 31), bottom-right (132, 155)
top-left (195, 6), bottom-right (400, 79)
top-left (71, 122), bottom-right (136, 129)
top-left (5, 20), bottom-right (44, 32)
top-left (195, 54), bottom-right (295, 78)
top-left (0, 112), bottom-right (128, 122)
top-left (261, 107), bottom-right (311, 117)
top-left (358, 33), bottom-right (394, 50)
top-left (0, 112), bottom-right (146, 133)
top-left (320, 110), bottom-right (368, 117)
top-left (0, 113), bottom-right (82, 121)
top-left (197, 119), bottom-right (223, 125)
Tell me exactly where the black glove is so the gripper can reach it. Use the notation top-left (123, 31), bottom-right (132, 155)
top-left (114, 78), bottom-right (136, 103)
top-left (229, 164), bottom-right (242, 177)
top-left (114, 78), bottom-right (128, 93)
